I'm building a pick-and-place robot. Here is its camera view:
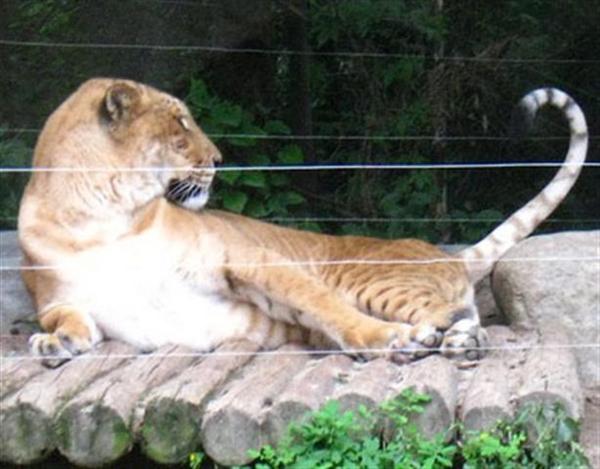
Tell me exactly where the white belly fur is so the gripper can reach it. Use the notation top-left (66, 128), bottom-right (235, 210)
top-left (55, 230), bottom-right (251, 351)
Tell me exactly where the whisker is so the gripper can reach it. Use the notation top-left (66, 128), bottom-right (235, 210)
top-left (169, 181), bottom-right (192, 199)
top-left (190, 186), bottom-right (204, 197)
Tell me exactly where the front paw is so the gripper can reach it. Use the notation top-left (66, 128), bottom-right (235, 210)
top-left (29, 332), bottom-right (92, 368)
top-left (440, 319), bottom-right (488, 361)
top-left (343, 323), bottom-right (430, 365)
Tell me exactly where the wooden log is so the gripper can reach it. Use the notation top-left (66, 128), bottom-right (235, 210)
top-left (461, 358), bottom-right (512, 432)
top-left (516, 325), bottom-right (584, 419)
top-left (1, 334), bottom-right (47, 400)
top-left (1, 357), bottom-right (46, 400)
top-left (332, 358), bottom-right (401, 414)
top-left (460, 326), bottom-right (518, 432)
top-left (0, 341), bottom-right (135, 466)
top-left (137, 340), bottom-right (260, 465)
top-left (264, 354), bottom-right (355, 443)
top-left (390, 355), bottom-right (458, 440)
top-left (0, 231), bottom-right (36, 328)
top-left (0, 333), bottom-right (29, 356)
top-left (55, 344), bottom-right (198, 467)
top-left (200, 344), bottom-right (310, 467)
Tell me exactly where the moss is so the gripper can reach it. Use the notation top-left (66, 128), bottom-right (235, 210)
top-left (111, 417), bottom-right (132, 459)
top-left (141, 398), bottom-right (201, 464)
top-left (55, 402), bottom-right (132, 466)
top-left (0, 403), bottom-right (52, 464)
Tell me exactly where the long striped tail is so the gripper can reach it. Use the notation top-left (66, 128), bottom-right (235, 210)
top-left (458, 88), bottom-right (589, 283)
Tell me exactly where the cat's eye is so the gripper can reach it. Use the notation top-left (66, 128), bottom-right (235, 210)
top-left (175, 137), bottom-right (189, 150)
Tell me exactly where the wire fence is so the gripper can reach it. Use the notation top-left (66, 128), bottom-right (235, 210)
top-left (1, 254), bottom-right (598, 272)
top-left (2, 342), bottom-right (600, 362)
top-left (3, 38), bottom-right (600, 64)
top-left (1, 18), bottom-right (598, 361)
top-left (3, 215), bottom-right (599, 224)
top-left (0, 161), bottom-right (598, 174)
top-left (4, 127), bottom-right (600, 141)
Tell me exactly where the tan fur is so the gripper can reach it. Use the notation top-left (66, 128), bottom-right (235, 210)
top-left (19, 80), bottom-right (587, 366)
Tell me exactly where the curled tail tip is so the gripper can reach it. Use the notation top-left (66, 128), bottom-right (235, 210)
top-left (510, 87), bottom-right (587, 140)
top-left (510, 87), bottom-right (549, 140)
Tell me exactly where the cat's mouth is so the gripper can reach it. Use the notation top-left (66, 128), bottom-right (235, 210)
top-left (166, 178), bottom-right (210, 211)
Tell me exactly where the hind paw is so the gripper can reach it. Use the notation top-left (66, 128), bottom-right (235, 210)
top-left (394, 324), bottom-right (444, 362)
top-left (382, 322), bottom-right (446, 364)
top-left (440, 319), bottom-right (488, 361)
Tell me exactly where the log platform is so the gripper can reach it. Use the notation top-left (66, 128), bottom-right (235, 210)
top-left (0, 325), bottom-right (585, 467)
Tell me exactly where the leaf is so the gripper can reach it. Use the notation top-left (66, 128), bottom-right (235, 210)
top-left (186, 79), bottom-right (210, 112)
top-left (245, 200), bottom-right (270, 218)
top-left (248, 153), bottom-right (271, 166)
top-left (239, 171), bottom-right (267, 188)
top-left (240, 122), bottom-right (266, 137)
top-left (229, 136), bottom-right (258, 147)
top-left (281, 191), bottom-right (306, 206)
top-left (269, 173), bottom-right (289, 187)
top-left (556, 417), bottom-right (578, 444)
top-left (217, 170), bottom-right (241, 185)
top-left (188, 452), bottom-right (204, 469)
top-left (222, 190), bottom-right (248, 213)
top-left (212, 103), bottom-right (243, 127)
top-left (264, 119), bottom-right (291, 135)
top-left (277, 144), bottom-right (304, 164)
top-left (266, 191), bottom-right (306, 214)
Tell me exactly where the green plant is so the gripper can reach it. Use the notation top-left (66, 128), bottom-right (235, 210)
top-left (0, 130), bottom-right (33, 229)
top-left (461, 426), bottom-right (526, 468)
top-left (187, 391), bottom-right (589, 468)
top-left (185, 79), bottom-right (312, 223)
top-left (461, 402), bottom-right (589, 468)
top-left (244, 388), bottom-right (457, 469)
top-left (189, 451), bottom-right (204, 469)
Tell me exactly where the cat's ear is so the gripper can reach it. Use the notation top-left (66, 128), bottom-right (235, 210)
top-left (104, 82), bottom-right (141, 123)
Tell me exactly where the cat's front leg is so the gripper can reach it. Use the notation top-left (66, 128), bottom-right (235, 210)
top-left (29, 304), bottom-right (102, 367)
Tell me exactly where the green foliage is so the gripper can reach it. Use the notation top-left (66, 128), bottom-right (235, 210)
top-left (2, 0), bottom-right (598, 239)
top-left (301, 0), bottom-right (509, 243)
top-left (0, 130), bottom-right (32, 229)
top-left (8, 0), bottom-right (78, 37)
top-left (310, 0), bottom-right (446, 47)
top-left (186, 79), bottom-right (310, 221)
top-left (461, 402), bottom-right (589, 469)
top-left (447, 208), bottom-right (505, 245)
top-left (188, 451), bottom-right (204, 469)
top-left (242, 389), bottom-right (457, 468)
top-left (186, 391), bottom-right (589, 468)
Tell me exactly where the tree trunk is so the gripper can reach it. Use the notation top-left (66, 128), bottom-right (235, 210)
top-left (431, 0), bottom-right (451, 241)
top-left (285, 0), bottom-right (316, 191)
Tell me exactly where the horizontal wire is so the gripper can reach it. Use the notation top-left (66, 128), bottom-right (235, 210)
top-left (2, 39), bottom-right (600, 64)
top-left (1, 161), bottom-right (599, 174)
top-left (3, 128), bottom-right (599, 141)
top-left (2, 342), bottom-right (600, 362)
top-left (1, 256), bottom-right (598, 272)
top-left (266, 216), bottom-right (600, 224)
top-left (155, 0), bottom-right (217, 5)
top-left (2, 216), bottom-right (598, 224)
